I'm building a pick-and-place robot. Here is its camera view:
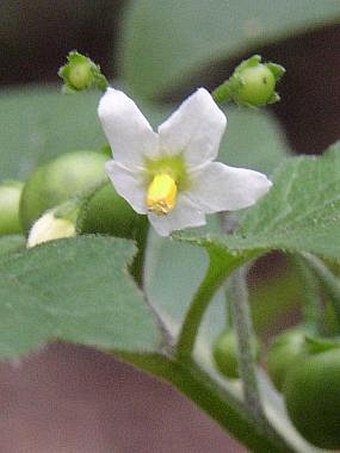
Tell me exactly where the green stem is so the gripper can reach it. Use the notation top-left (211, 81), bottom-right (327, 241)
top-left (123, 352), bottom-right (296, 453)
top-left (301, 252), bottom-right (340, 326)
top-left (176, 250), bottom-right (245, 361)
top-left (212, 80), bottom-right (233, 104)
top-left (228, 266), bottom-right (265, 423)
top-left (290, 254), bottom-right (323, 333)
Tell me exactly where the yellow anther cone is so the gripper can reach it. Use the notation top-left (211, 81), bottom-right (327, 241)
top-left (147, 174), bottom-right (177, 215)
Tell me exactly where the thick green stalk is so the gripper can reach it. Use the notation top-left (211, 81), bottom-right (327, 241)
top-left (175, 248), bottom-right (247, 361)
top-left (122, 352), bottom-right (296, 453)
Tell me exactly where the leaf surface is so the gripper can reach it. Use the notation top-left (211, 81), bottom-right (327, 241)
top-left (181, 144), bottom-right (340, 262)
top-left (0, 236), bottom-right (162, 359)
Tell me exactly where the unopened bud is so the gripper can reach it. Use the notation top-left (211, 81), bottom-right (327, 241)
top-left (213, 55), bottom-right (285, 107)
top-left (58, 51), bottom-right (109, 93)
top-left (0, 181), bottom-right (24, 236)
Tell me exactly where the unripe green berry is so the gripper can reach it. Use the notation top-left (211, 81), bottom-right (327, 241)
top-left (68, 62), bottom-right (94, 91)
top-left (284, 348), bottom-right (340, 449)
top-left (213, 55), bottom-right (285, 106)
top-left (78, 182), bottom-right (148, 284)
top-left (0, 181), bottom-right (24, 235)
top-left (20, 151), bottom-right (108, 232)
top-left (78, 182), bottom-right (148, 240)
top-left (213, 329), bottom-right (261, 379)
top-left (235, 65), bottom-right (276, 107)
top-left (267, 327), bottom-right (307, 392)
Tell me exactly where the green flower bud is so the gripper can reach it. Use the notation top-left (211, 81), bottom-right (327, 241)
top-left (58, 51), bottom-right (109, 93)
top-left (0, 181), bottom-right (24, 235)
top-left (232, 55), bottom-right (285, 106)
top-left (213, 55), bottom-right (285, 107)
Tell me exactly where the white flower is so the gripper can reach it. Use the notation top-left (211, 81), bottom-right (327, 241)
top-left (98, 87), bottom-right (272, 236)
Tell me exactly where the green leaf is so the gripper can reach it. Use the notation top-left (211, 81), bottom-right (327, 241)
top-left (234, 144), bottom-right (340, 260)
top-left (0, 88), bottom-right (103, 181)
top-left (0, 235), bottom-right (26, 257)
top-left (121, 0), bottom-right (340, 99)
top-left (0, 236), bottom-right (162, 359)
top-left (180, 143), bottom-right (340, 262)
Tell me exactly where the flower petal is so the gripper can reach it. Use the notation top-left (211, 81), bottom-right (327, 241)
top-left (98, 88), bottom-right (159, 167)
top-left (158, 88), bottom-right (226, 167)
top-left (105, 160), bottom-right (147, 214)
top-left (148, 194), bottom-right (206, 236)
top-left (188, 162), bottom-right (272, 213)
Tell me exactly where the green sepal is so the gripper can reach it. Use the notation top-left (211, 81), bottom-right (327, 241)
top-left (266, 62), bottom-right (286, 81)
top-left (305, 334), bottom-right (340, 354)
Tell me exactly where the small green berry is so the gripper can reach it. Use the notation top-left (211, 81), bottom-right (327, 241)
top-left (78, 182), bottom-right (148, 240)
top-left (20, 151), bottom-right (108, 232)
top-left (284, 348), bottom-right (340, 449)
top-left (213, 55), bottom-right (285, 107)
top-left (267, 327), bottom-right (307, 392)
top-left (0, 181), bottom-right (24, 235)
top-left (235, 65), bottom-right (276, 106)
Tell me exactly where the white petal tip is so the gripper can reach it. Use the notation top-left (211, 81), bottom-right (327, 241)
top-left (257, 175), bottom-right (273, 196)
top-left (97, 88), bottom-right (127, 120)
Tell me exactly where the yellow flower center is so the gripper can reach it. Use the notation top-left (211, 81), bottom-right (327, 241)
top-left (146, 174), bottom-right (178, 215)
